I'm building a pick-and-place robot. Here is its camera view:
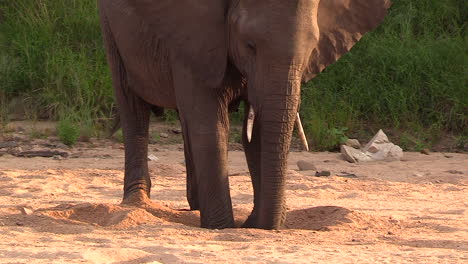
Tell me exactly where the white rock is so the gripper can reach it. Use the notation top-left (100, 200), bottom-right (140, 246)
top-left (363, 129), bottom-right (403, 161)
top-left (341, 130), bottom-right (403, 162)
top-left (344, 139), bottom-right (361, 149)
top-left (341, 145), bottom-right (372, 163)
top-left (21, 207), bottom-right (33, 215)
top-left (363, 129), bottom-right (389, 150)
top-left (366, 144), bottom-right (403, 161)
top-left (147, 154), bottom-right (159, 162)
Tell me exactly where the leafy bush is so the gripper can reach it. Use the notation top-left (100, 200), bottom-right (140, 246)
top-left (57, 118), bottom-right (80, 146)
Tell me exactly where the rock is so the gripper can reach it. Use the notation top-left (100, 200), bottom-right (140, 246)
top-left (147, 154), bottom-right (159, 162)
top-left (364, 129), bottom-right (390, 147)
top-left (446, 170), bottom-right (463, 175)
top-left (159, 132), bottom-right (169, 138)
top-left (341, 130), bottom-right (403, 162)
top-left (420, 148), bottom-right (430, 155)
top-left (296, 160), bottom-right (316, 171)
top-left (363, 130), bottom-right (403, 161)
top-left (315, 171), bottom-right (331, 177)
top-left (341, 145), bottom-right (372, 163)
top-left (444, 154), bottom-right (453, 158)
top-left (171, 128), bottom-right (182, 134)
top-left (0, 141), bottom-right (18, 149)
top-left (344, 139), bottom-right (361, 149)
top-left (13, 135), bottom-right (29, 142)
top-left (20, 207), bottom-right (33, 215)
top-left (337, 172), bottom-right (358, 178)
top-left (367, 144), bottom-right (403, 161)
top-left (13, 150), bottom-right (69, 158)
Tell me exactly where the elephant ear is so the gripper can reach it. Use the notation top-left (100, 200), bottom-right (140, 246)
top-left (115, 0), bottom-right (227, 88)
top-left (303, 0), bottom-right (392, 82)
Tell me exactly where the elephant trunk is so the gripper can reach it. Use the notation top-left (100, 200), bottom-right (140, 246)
top-left (255, 74), bottom-right (301, 229)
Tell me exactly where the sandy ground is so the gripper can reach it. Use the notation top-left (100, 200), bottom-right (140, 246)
top-left (0, 131), bottom-right (467, 263)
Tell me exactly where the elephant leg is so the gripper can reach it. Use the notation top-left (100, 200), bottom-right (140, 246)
top-left (117, 87), bottom-right (151, 203)
top-left (182, 127), bottom-right (199, 210)
top-left (100, 15), bottom-right (152, 203)
top-left (241, 103), bottom-right (262, 228)
top-left (173, 67), bottom-right (234, 229)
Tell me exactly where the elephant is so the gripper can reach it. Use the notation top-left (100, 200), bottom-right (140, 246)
top-left (97, 0), bottom-right (391, 229)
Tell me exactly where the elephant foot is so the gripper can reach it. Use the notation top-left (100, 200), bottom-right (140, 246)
top-left (122, 189), bottom-right (151, 206)
top-left (121, 189), bottom-right (200, 226)
top-left (241, 208), bottom-right (287, 229)
top-left (122, 190), bottom-right (174, 218)
top-left (241, 210), bottom-right (258, 228)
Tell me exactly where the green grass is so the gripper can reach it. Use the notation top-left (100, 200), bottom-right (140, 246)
top-left (0, 0), bottom-right (114, 124)
top-left (57, 118), bottom-right (80, 146)
top-left (301, 0), bottom-right (467, 150)
top-left (0, 0), bottom-right (466, 150)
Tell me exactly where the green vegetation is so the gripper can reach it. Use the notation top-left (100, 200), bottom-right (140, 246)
top-left (301, 0), bottom-right (467, 149)
top-left (0, 0), bottom-right (466, 150)
top-left (0, 0), bottom-right (113, 124)
top-left (57, 118), bottom-right (80, 146)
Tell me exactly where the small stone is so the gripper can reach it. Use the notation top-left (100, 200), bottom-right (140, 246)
top-left (444, 154), bottom-right (453, 158)
top-left (21, 207), bottom-right (33, 215)
top-left (159, 132), bottom-right (169, 138)
top-left (387, 231), bottom-right (394, 235)
top-left (147, 154), bottom-right (159, 161)
top-left (16, 222), bottom-right (24, 226)
top-left (344, 139), bottom-right (361, 149)
top-left (315, 171), bottom-right (331, 177)
top-left (420, 148), bottom-right (430, 155)
top-left (446, 170), bottom-right (463, 175)
top-left (296, 160), bottom-right (316, 171)
top-left (337, 172), bottom-right (358, 178)
top-left (171, 128), bottom-right (182, 134)
top-left (52, 155), bottom-right (63, 160)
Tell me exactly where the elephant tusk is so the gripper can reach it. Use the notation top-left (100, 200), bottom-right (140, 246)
top-left (295, 112), bottom-right (309, 151)
top-left (246, 106), bottom-right (255, 143)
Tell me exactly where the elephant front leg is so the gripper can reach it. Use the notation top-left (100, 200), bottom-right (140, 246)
top-left (178, 108), bottom-right (234, 229)
top-left (173, 64), bottom-right (234, 229)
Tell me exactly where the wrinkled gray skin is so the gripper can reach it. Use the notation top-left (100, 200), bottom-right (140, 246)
top-left (98, 0), bottom-right (390, 229)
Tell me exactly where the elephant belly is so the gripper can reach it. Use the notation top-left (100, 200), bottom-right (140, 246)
top-left (104, 4), bottom-right (177, 108)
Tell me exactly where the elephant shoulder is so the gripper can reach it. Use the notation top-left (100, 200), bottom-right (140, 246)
top-left (101, 0), bottom-right (228, 88)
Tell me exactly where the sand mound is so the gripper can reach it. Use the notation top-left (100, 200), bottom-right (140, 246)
top-left (285, 206), bottom-right (398, 231)
top-left (40, 203), bottom-right (162, 228)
